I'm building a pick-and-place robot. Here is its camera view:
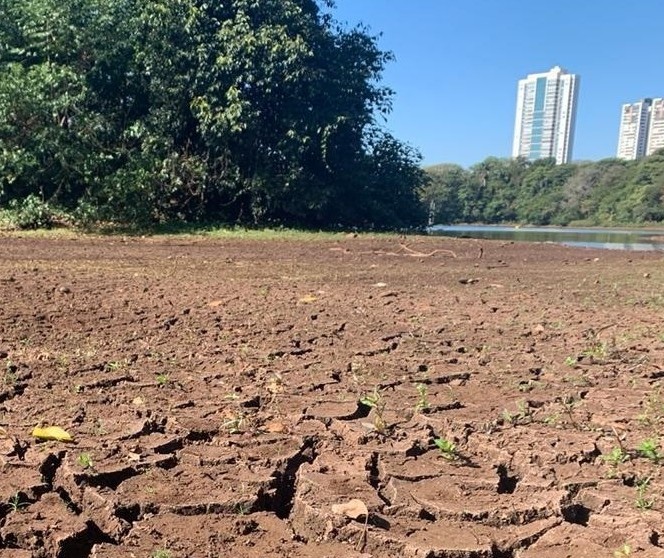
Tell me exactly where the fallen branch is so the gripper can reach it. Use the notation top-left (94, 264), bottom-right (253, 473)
top-left (397, 244), bottom-right (457, 258)
top-left (358, 244), bottom-right (457, 258)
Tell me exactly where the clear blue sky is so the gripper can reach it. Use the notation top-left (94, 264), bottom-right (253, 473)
top-left (330, 0), bottom-right (664, 168)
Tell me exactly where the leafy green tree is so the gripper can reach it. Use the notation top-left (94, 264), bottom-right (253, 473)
top-left (616, 150), bottom-right (664, 222)
top-left (0, 0), bottom-right (426, 229)
top-left (514, 159), bottom-right (574, 225)
top-left (422, 164), bottom-right (466, 224)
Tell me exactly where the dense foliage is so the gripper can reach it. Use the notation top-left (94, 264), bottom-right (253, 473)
top-left (423, 151), bottom-right (664, 226)
top-left (0, 0), bottom-right (426, 229)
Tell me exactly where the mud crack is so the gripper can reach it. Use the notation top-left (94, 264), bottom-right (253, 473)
top-left (261, 437), bottom-right (319, 519)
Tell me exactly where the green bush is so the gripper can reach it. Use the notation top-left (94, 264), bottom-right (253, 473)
top-left (8, 195), bottom-right (57, 229)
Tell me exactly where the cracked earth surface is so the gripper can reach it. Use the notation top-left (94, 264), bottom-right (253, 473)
top-left (0, 233), bottom-right (663, 557)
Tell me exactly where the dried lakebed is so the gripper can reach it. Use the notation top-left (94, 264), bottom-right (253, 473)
top-left (0, 233), bottom-right (663, 557)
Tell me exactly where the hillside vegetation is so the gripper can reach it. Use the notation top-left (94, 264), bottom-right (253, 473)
top-left (424, 151), bottom-right (664, 226)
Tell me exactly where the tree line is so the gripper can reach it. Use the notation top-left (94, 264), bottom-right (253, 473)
top-left (423, 151), bottom-right (664, 226)
top-left (0, 0), bottom-right (426, 229)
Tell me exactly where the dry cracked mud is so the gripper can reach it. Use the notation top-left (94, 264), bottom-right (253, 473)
top-left (0, 232), bottom-right (663, 557)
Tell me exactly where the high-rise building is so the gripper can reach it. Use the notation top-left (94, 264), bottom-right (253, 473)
top-left (647, 98), bottom-right (664, 156)
top-left (617, 99), bottom-right (652, 160)
top-left (512, 66), bottom-right (580, 165)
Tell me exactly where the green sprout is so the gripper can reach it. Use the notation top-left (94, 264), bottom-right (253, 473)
top-left (635, 477), bottom-right (654, 511)
top-left (637, 438), bottom-right (661, 463)
top-left (3, 361), bottom-right (17, 386)
top-left (602, 446), bottom-right (629, 467)
top-left (517, 379), bottom-right (542, 393)
top-left (414, 383), bottom-right (430, 412)
top-left (360, 388), bottom-right (387, 434)
top-left (105, 360), bottom-right (124, 372)
top-left (564, 355), bottom-right (577, 367)
top-left (234, 502), bottom-right (252, 515)
top-left (434, 437), bottom-right (457, 460)
top-left (637, 390), bottom-right (664, 426)
top-left (223, 413), bottom-right (245, 434)
top-left (502, 399), bottom-right (532, 426)
top-left (155, 373), bottom-right (170, 387)
top-left (7, 493), bottom-right (28, 512)
top-left (77, 452), bottom-right (94, 469)
top-left (582, 342), bottom-right (608, 360)
top-left (559, 395), bottom-right (582, 429)
top-left (92, 418), bottom-right (106, 436)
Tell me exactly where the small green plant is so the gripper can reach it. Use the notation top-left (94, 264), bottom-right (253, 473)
top-left (3, 370), bottom-right (17, 386)
top-left (562, 373), bottom-right (592, 387)
top-left (105, 360), bottom-right (124, 372)
top-left (564, 355), bottom-right (577, 367)
top-left (151, 549), bottom-right (172, 558)
top-left (234, 502), bottom-right (252, 515)
top-left (265, 372), bottom-right (284, 399)
top-left (223, 413), bottom-right (246, 434)
top-left (414, 383), bottom-right (430, 412)
top-left (582, 342), bottom-right (608, 360)
top-left (7, 194), bottom-right (57, 229)
top-left (4, 360), bottom-right (18, 385)
top-left (517, 379), bottom-right (542, 393)
top-left (155, 373), bottom-right (170, 387)
top-left (92, 418), bottom-right (106, 436)
top-left (434, 437), bottom-right (457, 460)
top-left (614, 543), bottom-right (632, 557)
top-left (7, 493), bottom-right (28, 512)
top-left (637, 389), bottom-right (664, 426)
top-left (360, 388), bottom-right (387, 434)
top-left (502, 400), bottom-right (532, 426)
top-left (258, 286), bottom-right (270, 298)
top-left (602, 446), bottom-right (629, 467)
top-left (635, 477), bottom-right (654, 510)
top-left (559, 395), bottom-right (582, 429)
top-left (516, 399), bottom-right (531, 419)
top-left (55, 354), bottom-right (70, 371)
top-left (77, 452), bottom-right (94, 469)
top-left (637, 438), bottom-right (661, 463)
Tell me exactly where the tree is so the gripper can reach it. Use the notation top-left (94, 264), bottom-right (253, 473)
top-left (422, 164), bottom-right (466, 224)
top-left (0, 0), bottom-right (427, 229)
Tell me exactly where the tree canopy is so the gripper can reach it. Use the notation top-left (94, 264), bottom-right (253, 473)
top-left (423, 151), bottom-right (664, 227)
top-left (0, 0), bottom-right (426, 229)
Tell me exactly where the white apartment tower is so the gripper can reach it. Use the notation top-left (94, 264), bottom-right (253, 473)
top-left (617, 99), bottom-right (652, 160)
top-left (617, 98), bottom-right (664, 159)
top-left (512, 66), bottom-right (580, 165)
top-left (647, 98), bottom-right (664, 156)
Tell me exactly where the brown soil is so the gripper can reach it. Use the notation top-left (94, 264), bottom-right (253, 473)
top-left (1, 233), bottom-right (663, 557)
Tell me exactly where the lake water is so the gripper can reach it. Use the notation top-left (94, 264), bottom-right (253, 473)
top-left (429, 225), bottom-right (664, 252)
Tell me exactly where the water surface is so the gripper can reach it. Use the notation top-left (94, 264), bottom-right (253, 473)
top-left (429, 225), bottom-right (664, 251)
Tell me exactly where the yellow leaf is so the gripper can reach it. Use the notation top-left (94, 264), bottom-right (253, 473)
top-left (32, 426), bottom-right (74, 443)
top-left (298, 294), bottom-right (318, 304)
